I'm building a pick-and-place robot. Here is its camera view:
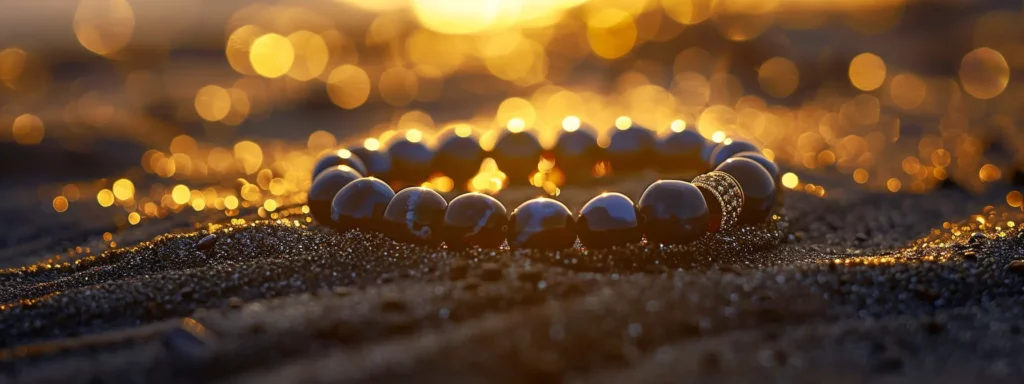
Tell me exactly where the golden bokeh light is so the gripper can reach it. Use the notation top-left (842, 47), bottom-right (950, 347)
top-left (853, 168), bottom-right (869, 184)
top-left (454, 124), bottom-right (473, 138)
top-left (378, 67), bottom-right (419, 106)
top-left (959, 47), bottom-right (1010, 100)
top-left (889, 73), bottom-right (927, 109)
top-left (73, 0), bottom-right (135, 56)
top-left (128, 212), bottom-right (141, 225)
top-left (63, 185), bottom-right (81, 201)
top-left (1007, 191), bottom-right (1023, 208)
top-left (406, 129), bottom-right (423, 143)
top-left (286, 31), bottom-right (330, 81)
top-left (233, 141), bottom-right (264, 175)
top-left (670, 119), bottom-right (686, 132)
top-left (711, 130), bottom-right (727, 143)
top-left (326, 65), bottom-right (371, 109)
top-left (412, 0), bottom-right (502, 35)
top-left (662, 0), bottom-right (713, 25)
top-left (264, 199), bottom-right (278, 212)
top-left (97, 189), bottom-right (115, 207)
top-left (224, 195), bottom-right (239, 210)
top-left (468, 158), bottom-right (507, 194)
top-left (53, 196), bottom-right (69, 213)
top-left (0, 48), bottom-right (27, 87)
top-left (422, 175), bottom-right (455, 193)
top-left (496, 98), bottom-right (536, 128)
top-left (169, 135), bottom-right (198, 155)
top-left (195, 85), bottom-right (232, 122)
top-left (12, 114), bottom-right (44, 145)
top-left (758, 57), bottom-right (800, 98)
top-left (979, 164), bottom-right (1002, 182)
top-left (226, 25), bottom-right (264, 75)
top-left (112, 179), bottom-right (135, 200)
top-left (507, 118), bottom-right (526, 133)
top-left (192, 199), bottom-right (206, 211)
top-left (781, 172), bottom-right (799, 189)
top-left (364, 138), bottom-right (381, 151)
top-left (562, 116), bottom-right (581, 132)
top-left (250, 34), bottom-right (295, 78)
top-left (587, 9), bottom-right (638, 59)
top-left (5, 0), bottom-right (1024, 229)
top-left (886, 178), bottom-right (902, 192)
top-left (172, 185), bottom-right (191, 205)
top-left (848, 53), bottom-right (887, 91)
top-left (307, 131), bottom-right (338, 153)
top-left (615, 116), bottom-right (632, 130)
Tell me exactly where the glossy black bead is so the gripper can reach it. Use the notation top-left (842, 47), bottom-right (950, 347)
top-left (433, 131), bottom-right (484, 188)
top-left (553, 127), bottom-right (601, 178)
top-left (382, 187), bottom-right (448, 246)
top-left (308, 165), bottom-right (362, 225)
top-left (607, 125), bottom-right (656, 172)
top-left (656, 129), bottom-right (708, 175)
top-left (491, 130), bottom-right (543, 185)
top-left (637, 180), bottom-right (710, 245)
top-left (312, 149), bottom-right (367, 179)
top-left (715, 157), bottom-right (777, 225)
top-left (349, 147), bottom-right (392, 179)
top-left (507, 198), bottom-right (576, 250)
top-left (386, 138), bottom-right (435, 184)
top-left (732, 151), bottom-right (780, 182)
top-left (330, 177), bottom-right (396, 232)
top-left (443, 192), bottom-right (508, 250)
top-left (710, 140), bottom-right (760, 168)
top-left (577, 192), bottom-right (643, 249)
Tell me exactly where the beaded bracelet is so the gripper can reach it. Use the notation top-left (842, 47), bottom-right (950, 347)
top-left (307, 122), bottom-right (780, 250)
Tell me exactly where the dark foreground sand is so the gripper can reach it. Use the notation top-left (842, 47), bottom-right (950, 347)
top-left (3, 175), bottom-right (1024, 383)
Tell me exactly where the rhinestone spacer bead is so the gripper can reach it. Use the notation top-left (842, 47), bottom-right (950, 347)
top-left (692, 171), bottom-right (744, 231)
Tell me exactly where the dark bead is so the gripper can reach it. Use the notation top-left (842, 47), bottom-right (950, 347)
top-left (577, 192), bottom-right (643, 249)
top-left (386, 136), bottom-right (435, 184)
top-left (349, 146), bottom-right (392, 179)
top-left (656, 129), bottom-right (708, 175)
top-left (732, 151), bottom-right (780, 182)
top-left (607, 124), bottom-right (656, 172)
top-left (433, 130), bottom-right (484, 189)
top-left (491, 130), bottom-right (543, 185)
top-left (330, 177), bottom-right (396, 232)
top-left (553, 127), bottom-right (601, 178)
top-left (637, 180), bottom-right (710, 245)
top-left (716, 157), bottom-right (777, 225)
top-left (443, 192), bottom-right (508, 250)
top-left (308, 165), bottom-right (362, 225)
top-left (507, 198), bottom-right (576, 250)
top-left (710, 140), bottom-right (760, 168)
top-left (701, 141), bottom-right (724, 168)
top-left (382, 187), bottom-right (448, 246)
top-left (312, 149), bottom-right (367, 179)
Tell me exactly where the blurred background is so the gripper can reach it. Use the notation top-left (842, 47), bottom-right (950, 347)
top-left (1, 0), bottom-right (1021, 265)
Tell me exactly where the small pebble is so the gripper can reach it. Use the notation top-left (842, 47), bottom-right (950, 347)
top-left (163, 318), bottom-right (215, 363)
top-left (1006, 260), bottom-right (1024, 274)
top-left (195, 234), bottom-right (217, 251)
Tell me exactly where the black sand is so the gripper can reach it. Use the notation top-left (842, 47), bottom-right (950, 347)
top-left (3, 174), bottom-right (1024, 383)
